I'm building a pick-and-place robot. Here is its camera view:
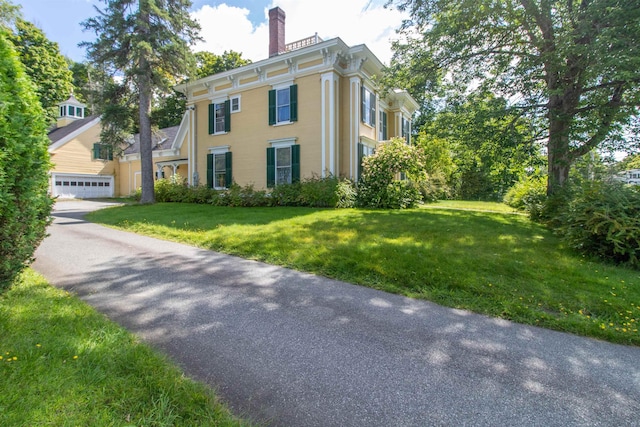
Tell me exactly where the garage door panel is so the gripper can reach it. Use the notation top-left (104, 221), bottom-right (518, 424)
top-left (53, 175), bottom-right (113, 198)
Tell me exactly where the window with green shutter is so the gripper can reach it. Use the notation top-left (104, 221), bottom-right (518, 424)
top-left (208, 100), bottom-right (231, 134)
top-left (361, 86), bottom-right (376, 126)
top-left (379, 111), bottom-right (387, 141)
top-left (207, 151), bottom-right (232, 189)
top-left (268, 85), bottom-right (298, 125)
top-left (267, 144), bottom-right (299, 187)
top-left (93, 143), bottom-right (113, 161)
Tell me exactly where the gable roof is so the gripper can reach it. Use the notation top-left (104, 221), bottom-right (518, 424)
top-left (47, 115), bottom-right (101, 153)
top-left (123, 125), bottom-right (180, 155)
top-left (48, 114), bottom-right (100, 145)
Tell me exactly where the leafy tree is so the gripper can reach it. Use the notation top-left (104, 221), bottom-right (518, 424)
top-left (388, 0), bottom-right (640, 195)
top-left (0, 0), bottom-right (20, 29)
top-left (195, 50), bottom-right (251, 79)
top-left (151, 90), bottom-right (186, 129)
top-left (424, 93), bottom-right (541, 200)
top-left (68, 60), bottom-right (112, 115)
top-left (0, 29), bottom-right (53, 291)
top-left (7, 18), bottom-right (73, 123)
top-left (82, 0), bottom-right (200, 204)
top-left (616, 154), bottom-right (640, 172)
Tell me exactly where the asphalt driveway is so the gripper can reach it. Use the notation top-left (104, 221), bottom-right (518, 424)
top-left (32, 200), bottom-right (640, 426)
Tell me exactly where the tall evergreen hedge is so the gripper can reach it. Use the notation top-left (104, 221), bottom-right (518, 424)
top-left (0, 30), bottom-right (53, 292)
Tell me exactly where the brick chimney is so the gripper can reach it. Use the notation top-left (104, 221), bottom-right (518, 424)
top-left (269, 7), bottom-right (286, 57)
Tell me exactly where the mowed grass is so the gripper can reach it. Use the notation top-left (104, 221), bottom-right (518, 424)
top-left (88, 203), bottom-right (640, 346)
top-left (0, 270), bottom-right (248, 427)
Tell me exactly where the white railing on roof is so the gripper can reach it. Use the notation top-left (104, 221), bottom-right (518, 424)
top-left (285, 33), bottom-right (322, 52)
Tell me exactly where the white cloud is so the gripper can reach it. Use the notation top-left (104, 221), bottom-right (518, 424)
top-left (191, 0), bottom-right (406, 64)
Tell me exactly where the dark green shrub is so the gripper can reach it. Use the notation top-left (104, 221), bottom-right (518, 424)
top-left (0, 31), bottom-right (53, 291)
top-left (221, 183), bottom-right (269, 207)
top-left (298, 175), bottom-right (340, 207)
top-left (269, 182), bottom-right (302, 206)
top-left (557, 182), bottom-right (640, 268)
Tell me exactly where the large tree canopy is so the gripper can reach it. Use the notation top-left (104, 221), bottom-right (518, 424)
top-left (7, 18), bottom-right (73, 123)
top-left (388, 0), bottom-right (640, 194)
top-left (82, 0), bottom-right (200, 204)
top-left (424, 93), bottom-right (542, 200)
top-left (195, 50), bottom-right (251, 79)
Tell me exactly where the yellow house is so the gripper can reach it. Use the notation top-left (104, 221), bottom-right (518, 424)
top-left (174, 7), bottom-right (418, 190)
top-left (47, 95), bottom-right (119, 198)
top-left (48, 95), bottom-right (189, 198)
top-left (117, 113), bottom-right (190, 196)
top-left (48, 7), bottom-right (417, 198)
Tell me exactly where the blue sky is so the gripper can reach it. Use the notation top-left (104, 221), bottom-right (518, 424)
top-left (16, 0), bottom-right (405, 64)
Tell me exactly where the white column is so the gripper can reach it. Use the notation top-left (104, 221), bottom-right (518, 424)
top-left (321, 72), bottom-right (338, 177)
top-left (349, 76), bottom-right (361, 180)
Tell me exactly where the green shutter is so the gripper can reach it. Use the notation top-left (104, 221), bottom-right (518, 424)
top-left (208, 104), bottom-right (215, 134)
top-left (290, 84), bottom-right (298, 122)
top-left (225, 151), bottom-right (233, 188)
top-left (268, 89), bottom-right (276, 125)
top-left (224, 100), bottom-right (231, 133)
top-left (266, 147), bottom-right (275, 188)
top-left (370, 92), bottom-right (376, 126)
top-left (382, 112), bottom-right (388, 140)
top-left (93, 143), bottom-right (100, 160)
top-left (357, 143), bottom-right (364, 181)
top-left (206, 153), bottom-right (214, 188)
top-left (291, 144), bottom-right (300, 183)
top-left (360, 86), bottom-right (365, 123)
top-left (107, 145), bottom-right (113, 161)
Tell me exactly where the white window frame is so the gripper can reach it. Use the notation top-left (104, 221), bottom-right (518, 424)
top-left (209, 146), bottom-right (230, 190)
top-left (275, 87), bottom-right (291, 124)
top-left (230, 95), bottom-right (241, 113)
top-left (362, 87), bottom-right (375, 127)
top-left (213, 102), bottom-right (226, 134)
top-left (269, 138), bottom-right (296, 186)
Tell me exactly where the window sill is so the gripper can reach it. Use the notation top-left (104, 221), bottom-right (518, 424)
top-left (211, 131), bottom-right (229, 136)
top-left (272, 121), bottom-right (294, 127)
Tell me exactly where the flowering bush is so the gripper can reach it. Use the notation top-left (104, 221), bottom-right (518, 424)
top-left (356, 137), bottom-right (427, 208)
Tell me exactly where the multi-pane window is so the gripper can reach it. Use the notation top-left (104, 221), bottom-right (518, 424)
top-left (208, 100), bottom-right (230, 134)
top-left (379, 111), bottom-right (388, 141)
top-left (214, 153), bottom-right (227, 188)
top-left (361, 87), bottom-right (376, 126)
top-left (276, 146), bottom-right (292, 185)
top-left (268, 85), bottom-right (298, 125)
top-left (214, 103), bottom-right (226, 133)
top-left (92, 143), bottom-right (113, 161)
top-left (401, 117), bottom-right (411, 144)
top-left (206, 151), bottom-right (232, 189)
top-left (277, 88), bottom-right (290, 123)
top-left (266, 144), bottom-right (300, 188)
top-left (230, 96), bottom-right (240, 112)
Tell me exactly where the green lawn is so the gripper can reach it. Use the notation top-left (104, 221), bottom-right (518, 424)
top-left (87, 203), bottom-right (640, 346)
top-left (0, 270), bottom-right (248, 427)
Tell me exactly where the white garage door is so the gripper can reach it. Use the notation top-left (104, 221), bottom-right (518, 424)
top-left (52, 174), bottom-right (114, 198)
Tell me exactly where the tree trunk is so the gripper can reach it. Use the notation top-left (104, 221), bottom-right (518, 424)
top-left (137, 0), bottom-right (155, 204)
top-left (546, 114), bottom-right (571, 196)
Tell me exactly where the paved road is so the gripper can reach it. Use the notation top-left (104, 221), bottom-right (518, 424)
top-left (33, 200), bottom-right (640, 426)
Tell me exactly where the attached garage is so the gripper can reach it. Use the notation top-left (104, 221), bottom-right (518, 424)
top-left (51, 174), bottom-right (114, 198)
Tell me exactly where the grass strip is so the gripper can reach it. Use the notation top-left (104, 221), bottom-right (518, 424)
top-left (0, 269), bottom-right (249, 427)
top-left (88, 203), bottom-right (640, 346)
